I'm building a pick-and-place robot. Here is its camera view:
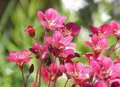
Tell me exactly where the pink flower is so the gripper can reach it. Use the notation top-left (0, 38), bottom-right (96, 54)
top-left (45, 31), bottom-right (75, 49)
top-left (61, 22), bottom-right (80, 36)
top-left (90, 24), bottom-right (112, 38)
top-left (37, 8), bottom-right (66, 30)
top-left (90, 56), bottom-right (113, 80)
top-left (110, 20), bottom-right (120, 38)
top-left (7, 50), bottom-right (32, 67)
top-left (60, 62), bottom-right (91, 83)
top-left (85, 34), bottom-right (109, 53)
top-left (41, 63), bottom-right (62, 82)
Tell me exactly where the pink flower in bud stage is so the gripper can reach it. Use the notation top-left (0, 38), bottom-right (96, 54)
top-left (41, 63), bottom-right (62, 82)
top-left (7, 50), bottom-right (32, 67)
top-left (37, 8), bottom-right (66, 30)
top-left (90, 24), bottom-right (112, 38)
top-left (45, 31), bottom-right (75, 49)
top-left (25, 25), bottom-right (35, 37)
top-left (61, 22), bottom-right (81, 36)
top-left (110, 20), bottom-right (120, 39)
top-left (85, 34), bottom-right (109, 53)
top-left (60, 62), bottom-right (91, 85)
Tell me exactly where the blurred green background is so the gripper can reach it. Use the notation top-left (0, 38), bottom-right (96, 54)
top-left (1, 0), bottom-right (120, 87)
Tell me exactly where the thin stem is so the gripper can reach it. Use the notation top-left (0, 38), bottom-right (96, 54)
top-left (53, 80), bottom-right (56, 87)
top-left (48, 80), bottom-right (51, 87)
top-left (20, 67), bottom-right (26, 87)
top-left (25, 73), bottom-right (30, 87)
top-left (38, 59), bottom-right (42, 87)
top-left (64, 78), bottom-right (69, 87)
top-left (34, 36), bottom-right (42, 87)
top-left (35, 66), bottom-right (39, 85)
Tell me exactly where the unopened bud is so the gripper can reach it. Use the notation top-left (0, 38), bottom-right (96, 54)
top-left (25, 25), bottom-right (35, 37)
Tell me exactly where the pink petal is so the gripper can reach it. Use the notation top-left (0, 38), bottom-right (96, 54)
top-left (41, 67), bottom-right (49, 81)
top-left (53, 31), bottom-right (63, 42)
top-left (90, 26), bottom-right (99, 34)
top-left (60, 65), bottom-right (66, 73)
top-left (92, 35), bottom-right (99, 45)
top-left (49, 63), bottom-right (58, 74)
top-left (100, 24), bottom-right (109, 33)
top-left (102, 57), bottom-right (113, 69)
top-left (45, 8), bottom-right (58, 20)
top-left (65, 63), bottom-right (74, 72)
top-left (66, 22), bottom-right (80, 35)
top-left (85, 41), bottom-right (92, 48)
top-left (75, 62), bottom-right (83, 71)
top-left (82, 66), bottom-right (91, 74)
top-left (66, 43), bottom-right (76, 48)
top-left (95, 80), bottom-right (107, 87)
top-left (62, 36), bottom-right (73, 44)
top-left (110, 20), bottom-right (118, 29)
top-left (90, 60), bottom-right (100, 74)
top-left (57, 16), bottom-right (66, 24)
top-left (44, 37), bottom-right (53, 44)
top-left (37, 11), bottom-right (48, 27)
top-left (37, 11), bottom-right (45, 21)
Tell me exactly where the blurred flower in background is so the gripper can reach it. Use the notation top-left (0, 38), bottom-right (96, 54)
top-left (62, 0), bottom-right (88, 12)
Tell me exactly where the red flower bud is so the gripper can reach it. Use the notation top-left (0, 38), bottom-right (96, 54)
top-left (25, 25), bottom-right (35, 37)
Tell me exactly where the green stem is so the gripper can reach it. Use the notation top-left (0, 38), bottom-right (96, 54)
top-left (34, 36), bottom-right (42, 87)
top-left (64, 78), bottom-right (69, 87)
top-left (25, 73), bottom-right (30, 87)
top-left (20, 67), bottom-right (26, 87)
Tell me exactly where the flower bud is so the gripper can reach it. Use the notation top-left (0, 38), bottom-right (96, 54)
top-left (25, 25), bottom-right (35, 37)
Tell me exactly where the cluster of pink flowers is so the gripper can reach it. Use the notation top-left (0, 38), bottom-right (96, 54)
top-left (7, 8), bottom-right (120, 87)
